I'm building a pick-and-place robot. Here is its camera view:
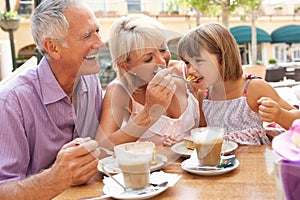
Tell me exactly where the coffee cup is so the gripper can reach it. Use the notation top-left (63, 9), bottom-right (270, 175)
top-left (114, 142), bottom-right (153, 189)
top-left (191, 127), bottom-right (225, 166)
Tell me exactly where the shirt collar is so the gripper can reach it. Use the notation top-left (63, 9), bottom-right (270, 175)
top-left (38, 57), bottom-right (68, 105)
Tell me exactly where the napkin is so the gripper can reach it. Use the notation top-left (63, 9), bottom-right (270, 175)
top-left (149, 171), bottom-right (181, 187)
top-left (103, 171), bottom-right (181, 195)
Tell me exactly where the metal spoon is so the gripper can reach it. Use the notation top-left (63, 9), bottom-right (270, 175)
top-left (97, 147), bottom-right (114, 156)
top-left (150, 181), bottom-right (168, 187)
top-left (101, 164), bottom-right (127, 191)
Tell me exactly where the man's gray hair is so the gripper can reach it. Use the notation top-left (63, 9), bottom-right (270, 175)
top-left (31, 0), bottom-right (84, 57)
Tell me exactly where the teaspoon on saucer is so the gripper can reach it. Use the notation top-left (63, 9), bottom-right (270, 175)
top-left (184, 164), bottom-right (224, 171)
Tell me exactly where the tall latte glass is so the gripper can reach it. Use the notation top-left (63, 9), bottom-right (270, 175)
top-left (114, 142), bottom-right (153, 189)
top-left (191, 127), bottom-right (225, 166)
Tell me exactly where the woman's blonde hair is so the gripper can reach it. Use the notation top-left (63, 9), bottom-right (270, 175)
top-left (108, 14), bottom-right (168, 91)
top-left (178, 23), bottom-right (243, 81)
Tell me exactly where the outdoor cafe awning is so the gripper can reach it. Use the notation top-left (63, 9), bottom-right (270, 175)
top-left (230, 26), bottom-right (272, 44)
top-left (271, 25), bottom-right (300, 44)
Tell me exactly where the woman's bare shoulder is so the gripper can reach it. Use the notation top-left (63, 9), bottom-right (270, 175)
top-left (104, 79), bottom-right (129, 99)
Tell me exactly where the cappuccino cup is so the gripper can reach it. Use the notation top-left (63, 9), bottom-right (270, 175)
top-left (191, 127), bottom-right (225, 166)
top-left (114, 142), bottom-right (153, 189)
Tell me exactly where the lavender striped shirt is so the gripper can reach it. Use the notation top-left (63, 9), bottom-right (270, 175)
top-left (0, 57), bottom-right (102, 183)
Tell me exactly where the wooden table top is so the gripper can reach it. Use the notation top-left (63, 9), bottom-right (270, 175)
top-left (53, 145), bottom-right (280, 200)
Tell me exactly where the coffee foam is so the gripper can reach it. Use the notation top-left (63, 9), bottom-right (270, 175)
top-left (114, 142), bottom-right (153, 165)
top-left (192, 127), bottom-right (224, 144)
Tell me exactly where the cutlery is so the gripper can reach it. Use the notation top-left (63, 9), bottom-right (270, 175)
top-left (150, 181), bottom-right (168, 187)
top-left (78, 181), bottom-right (168, 199)
top-left (97, 147), bottom-right (114, 156)
top-left (119, 181), bottom-right (168, 196)
top-left (185, 165), bottom-right (224, 171)
top-left (100, 164), bottom-right (127, 191)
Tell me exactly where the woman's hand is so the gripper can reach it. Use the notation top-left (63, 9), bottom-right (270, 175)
top-left (163, 135), bottom-right (177, 146)
top-left (145, 68), bottom-right (176, 120)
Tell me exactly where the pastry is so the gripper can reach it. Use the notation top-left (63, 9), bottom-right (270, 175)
top-left (183, 136), bottom-right (195, 150)
top-left (187, 75), bottom-right (197, 81)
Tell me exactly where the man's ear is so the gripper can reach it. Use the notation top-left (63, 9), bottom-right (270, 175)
top-left (43, 39), bottom-right (61, 59)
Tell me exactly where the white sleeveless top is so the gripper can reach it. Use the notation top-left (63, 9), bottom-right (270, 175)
top-left (119, 80), bottom-right (200, 146)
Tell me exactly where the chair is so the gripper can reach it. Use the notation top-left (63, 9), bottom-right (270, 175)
top-left (0, 56), bottom-right (37, 87)
top-left (265, 67), bottom-right (286, 82)
top-left (242, 65), bottom-right (266, 80)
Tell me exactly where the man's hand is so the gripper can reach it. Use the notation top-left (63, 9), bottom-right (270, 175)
top-left (50, 137), bottom-right (101, 186)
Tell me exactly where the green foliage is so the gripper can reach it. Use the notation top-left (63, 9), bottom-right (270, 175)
top-left (274, 6), bottom-right (283, 10)
top-left (176, 0), bottom-right (263, 14)
top-left (255, 60), bottom-right (263, 65)
top-left (167, 0), bottom-right (179, 13)
top-left (176, 0), bottom-right (263, 25)
top-left (268, 58), bottom-right (277, 64)
top-left (0, 10), bottom-right (20, 20)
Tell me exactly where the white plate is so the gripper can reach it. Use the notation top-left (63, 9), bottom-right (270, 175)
top-left (171, 142), bottom-right (193, 157)
top-left (171, 141), bottom-right (238, 157)
top-left (103, 184), bottom-right (168, 200)
top-left (181, 158), bottom-right (239, 176)
top-left (98, 154), bottom-right (167, 174)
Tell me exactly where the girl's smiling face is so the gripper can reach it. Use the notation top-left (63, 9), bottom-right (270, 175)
top-left (183, 49), bottom-right (221, 88)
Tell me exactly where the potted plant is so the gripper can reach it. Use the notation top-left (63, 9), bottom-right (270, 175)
top-left (295, 5), bottom-right (300, 14)
top-left (265, 58), bottom-right (286, 82)
top-left (268, 58), bottom-right (277, 64)
top-left (0, 10), bottom-right (21, 32)
top-left (273, 6), bottom-right (283, 11)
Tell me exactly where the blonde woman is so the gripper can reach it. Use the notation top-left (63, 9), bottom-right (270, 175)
top-left (96, 14), bottom-right (200, 148)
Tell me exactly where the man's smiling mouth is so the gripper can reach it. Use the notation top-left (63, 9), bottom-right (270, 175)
top-left (84, 54), bottom-right (97, 60)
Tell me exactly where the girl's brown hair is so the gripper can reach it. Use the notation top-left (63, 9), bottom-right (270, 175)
top-left (178, 23), bottom-right (243, 81)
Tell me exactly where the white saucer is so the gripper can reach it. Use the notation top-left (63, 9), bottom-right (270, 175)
top-left (171, 141), bottom-right (238, 157)
top-left (171, 142), bottom-right (193, 157)
top-left (98, 154), bottom-right (167, 174)
top-left (181, 158), bottom-right (239, 176)
top-left (103, 184), bottom-right (168, 200)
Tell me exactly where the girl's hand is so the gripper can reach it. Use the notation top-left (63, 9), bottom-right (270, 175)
top-left (257, 97), bottom-right (282, 123)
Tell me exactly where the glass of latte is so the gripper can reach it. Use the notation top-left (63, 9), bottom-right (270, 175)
top-left (114, 142), bottom-right (154, 189)
top-left (191, 127), bottom-right (225, 166)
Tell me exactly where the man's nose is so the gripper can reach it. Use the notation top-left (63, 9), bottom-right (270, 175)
top-left (93, 33), bottom-right (104, 48)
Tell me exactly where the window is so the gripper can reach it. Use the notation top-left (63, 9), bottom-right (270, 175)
top-left (17, 0), bottom-right (33, 15)
top-left (292, 44), bottom-right (300, 62)
top-left (127, 0), bottom-right (141, 12)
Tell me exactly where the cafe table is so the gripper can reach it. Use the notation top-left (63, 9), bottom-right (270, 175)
top-left (53, 145), bottom-right (279, 200)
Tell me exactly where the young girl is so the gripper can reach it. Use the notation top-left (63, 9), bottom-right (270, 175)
top-left (177, 22), bottom-right (300, 145)
top-left (96, 14), bottom-right (200, 149)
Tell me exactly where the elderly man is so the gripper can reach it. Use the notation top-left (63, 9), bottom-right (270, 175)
top-left (0, 0), bottom-right (103, 198)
